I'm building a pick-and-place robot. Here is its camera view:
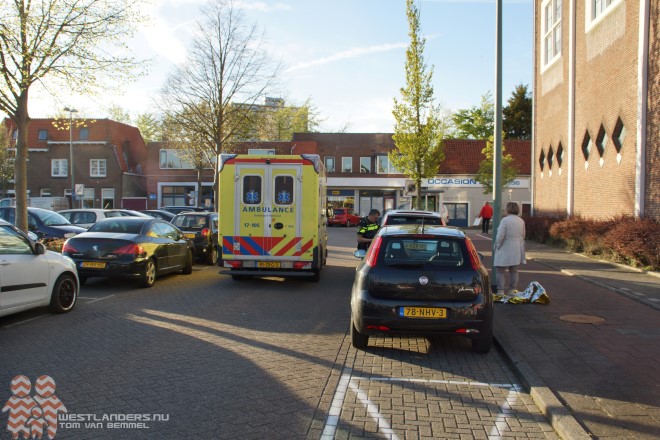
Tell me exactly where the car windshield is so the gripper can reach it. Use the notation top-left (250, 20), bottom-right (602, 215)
top-left (334, 209), bottom-right (346, 215)
top-left (88, 219), bottom-right (146, 234)
top-left (172, 215), bottom-right (207, 229)
top-left (380, 236), bottom-right (467, 268)
top-left (32, 209), bottom-right (72, 226)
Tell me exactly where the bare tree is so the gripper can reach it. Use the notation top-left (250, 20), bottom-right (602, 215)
top-left (0, 0), bottom-right (145, 231)
top-left (158, 0), bottom-right (280, 208)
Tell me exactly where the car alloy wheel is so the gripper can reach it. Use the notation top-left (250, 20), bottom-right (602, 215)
top-left (140, 259), bottom-right (157, 288)
top-left (49, 274), bottom-right (77, 313)
top-left (206, 246), bottom-right (218, 265)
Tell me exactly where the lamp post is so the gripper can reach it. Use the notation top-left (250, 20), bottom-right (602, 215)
top-left (64, 107), bottom-right (78, 207)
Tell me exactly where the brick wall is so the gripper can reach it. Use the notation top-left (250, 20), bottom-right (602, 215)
top-left (646, 0), bottom-right (660, 219)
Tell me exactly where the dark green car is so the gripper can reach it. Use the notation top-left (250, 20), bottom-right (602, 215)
top-left (172, 212), bottom-right (219, 265)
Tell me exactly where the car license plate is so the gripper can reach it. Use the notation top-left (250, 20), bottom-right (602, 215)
top-left (400, 307), bottom-right (446, 319)
top-left (81, 261), bottom-right (106, 269)
top-left (257, 261), bottom-right (281, 268)
top-left (184, 233), bottom-right (196, 239)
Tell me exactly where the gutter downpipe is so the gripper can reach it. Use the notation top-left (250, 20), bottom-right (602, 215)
top-left (635, 0), bottom-right (650, 218)
top-left (567, 0), bottom-right (576, 217)
top-left (530, 0), bottom-right (537, 216)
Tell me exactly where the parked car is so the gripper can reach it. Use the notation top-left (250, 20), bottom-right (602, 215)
top-left (328, 208), bottom-right (361, 227)
top-left (0, 219), bottom-right (78, 318)
top-left (0, 207), bottom-right (86, 240)
top-left (160, 206), bottom-right (209, 215)
top-left (379, 209), bottom-right (446, 227)
top-left (350, 224), bottom-right (493, 353)
top-left (171, 212), bottom-right (219, 265)
top-left (140, 210), bottom-right (176, 222)
top-left (58, 209), bottom-right (151, 229)
top-left (62, 217), bottom-right (194, 288)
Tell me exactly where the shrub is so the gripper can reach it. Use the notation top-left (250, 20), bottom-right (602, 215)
top-left (42, 238), bottom-right (65, 253)
top-left (522, 216), bottom-right (562, 243)
top-left (603, 218), bottom-right (660, 270)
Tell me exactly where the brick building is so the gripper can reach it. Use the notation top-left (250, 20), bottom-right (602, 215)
top-left (293, 133), bottom-right (531, 227)
top-left (533, 0), bottom-right (658, 219)
top-left (3, 118), bottom-right (148, 209)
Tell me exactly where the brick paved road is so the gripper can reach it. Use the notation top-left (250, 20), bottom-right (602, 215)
top-left (1, 227), bottom-right (558, 439)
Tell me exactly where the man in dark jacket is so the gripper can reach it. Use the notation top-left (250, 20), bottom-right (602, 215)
top-left (357, 209), bottom-right (380, 250)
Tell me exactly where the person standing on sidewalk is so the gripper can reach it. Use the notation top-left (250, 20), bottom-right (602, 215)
top-left (357, 209), bottom-right (380, 250)
top-left (478, 201), bottom-right (493, 234)
top-left (494, 202), bottom-right (526, 294)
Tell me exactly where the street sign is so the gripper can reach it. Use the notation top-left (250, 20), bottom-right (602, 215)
top-left (75, 184), bottom-right (85, 196)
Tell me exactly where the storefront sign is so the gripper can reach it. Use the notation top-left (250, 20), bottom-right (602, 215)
top-left (425, 176), bottom-right (529, 189)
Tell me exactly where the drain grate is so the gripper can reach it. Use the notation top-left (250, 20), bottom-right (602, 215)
top-left (559, 314), bottom-right (605, 324)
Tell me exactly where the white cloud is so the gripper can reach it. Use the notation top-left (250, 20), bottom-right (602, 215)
top-left (234, 1), bottom-right (292, 12)
top-left (140, 10), bottom-right (193, 65)
top-left (285, 42), bottom-right (407, 73)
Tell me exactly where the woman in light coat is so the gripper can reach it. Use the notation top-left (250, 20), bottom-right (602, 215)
top-left (494, 202), bottom-right (526, 293)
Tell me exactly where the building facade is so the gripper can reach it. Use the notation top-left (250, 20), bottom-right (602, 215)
top-left (3, 118), bottom-right (147, 209)
top-left (293, 133), bottom-right (531, 227)
top-left (533, 0), bottom-right (658, 219)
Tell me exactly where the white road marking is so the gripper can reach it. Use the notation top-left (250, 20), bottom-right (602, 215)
top-left (323, 373), bottom-right (524, 439)
top-left (83, 294), bottom-right (115, 303)
top-left (1, 315), bottom-right (45, 329)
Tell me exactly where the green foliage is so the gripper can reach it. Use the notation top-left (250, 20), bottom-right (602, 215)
top-left (451, 92), bottom-right (494, 140)
top-left (502, 84), bottom-right (532, 139)
top-left (474, 136), bottom-right (519, 194)
top-left (136, 113), bottom-right (163, 143)
top-left (391, 0), bottom-right (445, 209)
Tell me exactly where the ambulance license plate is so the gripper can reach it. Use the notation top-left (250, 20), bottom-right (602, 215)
top-left (184, 233), bottom-right (196, 239)
top-left (81, 261), bottom-right (106, 269)
top-left (258, 262), bottom-right (281, 268)
top-left (400, 307), bottom-right (446, 319)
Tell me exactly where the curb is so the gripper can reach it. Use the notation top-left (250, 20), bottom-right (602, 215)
top-left (493, 333), bottom-right (592, 440)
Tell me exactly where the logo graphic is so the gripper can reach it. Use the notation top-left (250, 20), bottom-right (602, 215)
top-left (276, 190), bottom-right (291, 204)
top-left (245, 190), bottom-right (260, 204)
top-left (2, 375), bottom-right (66, 440)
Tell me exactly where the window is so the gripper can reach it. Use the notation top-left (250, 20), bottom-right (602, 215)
top-left (376, 156), bottom-right (399, 174)
top-left (612, 118), bottom-right (625, 153)
top-left (51, 159), bottom-right (68, 177)
top-left (587, 0), bottom-right (621, 26)
top-left (274, 176), bottom-right (293, 205)
top-left (12, 130), bottom-right (17, 140)
top-left (38, 129), bottom-right (48, 141)
top-left (341, 157), bottom-right (352, 173)
top-left (159, 149), bottom-right (194, 169)
top-left (248, 149), bottom-right (275, 155)
top-left (557, 143), bottom-right (564, 168)
top-left (581, 131), bottom-right (592, 161)
top-left (324, 157), bottom-right (335, 173)
top-left (79, 127), bottom-right (89, 140)
top-left (40, 189), bottom-right (51, 197)
top-left (242, 176), bottom-right (261, 205)
top-left (360, 157), bottom-right (371, 173)
top-left (90, 159), bottom-right (107, 177)
top-left (595, 126), bottom-right (607, 157)
top-left (541, 0), bottom-right (562, 69)
top-left (539, 149), bottom-right (545, 171)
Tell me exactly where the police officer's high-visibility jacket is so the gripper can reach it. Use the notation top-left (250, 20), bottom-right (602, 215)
top-left (357, 217), bottom-right (379, 250)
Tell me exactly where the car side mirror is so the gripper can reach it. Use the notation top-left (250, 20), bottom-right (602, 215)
top-left (35, 242), bottom-right (46, 255)
top-left (354, 249), bottom-right (366, 259)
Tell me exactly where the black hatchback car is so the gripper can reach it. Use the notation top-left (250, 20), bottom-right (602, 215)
top-left (171, 212), bottom-right (219, 265)
top-left (351, 224), bottom-right (493, 353)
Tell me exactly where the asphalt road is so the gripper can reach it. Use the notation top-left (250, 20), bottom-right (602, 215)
top-left (1, 227), bottom-right (558, 439)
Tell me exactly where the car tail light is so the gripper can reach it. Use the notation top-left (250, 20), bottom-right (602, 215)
top-left (201, 228), bottom-right (210, 237)
top-left (455, 328), bottom-right (480, 334)
top-left (293, 261), bottom-right (312, 269)
top-left (61, 241), bottom-right (78, 253)
top-left (365, 236), bottom-right (383, 267)
top-left (465, 238), bottom-right (481, 270)
top-left (114, 244), bottom-right (145, 256)
top-left (224, 261), bottom-right (242, 268)
top-left (367, 325), bottom-right (390, 331)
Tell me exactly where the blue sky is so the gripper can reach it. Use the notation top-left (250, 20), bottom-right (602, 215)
top-left (31, 0), bottom-right (533, 133)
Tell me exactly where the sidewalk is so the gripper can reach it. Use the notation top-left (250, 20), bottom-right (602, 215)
top-left (468, 230), bottom-right (660, 440)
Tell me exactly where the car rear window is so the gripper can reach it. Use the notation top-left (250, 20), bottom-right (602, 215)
top-left (384, 215), bottom-right (442, 226)
top-left (379, 236), bottom-right (468, 268)
top-left (88, 219), bottom-right (146, 234)
top-left (333, 209), bottom-right (346, 215)
top-left (172, 215), bottom-right (208, 229)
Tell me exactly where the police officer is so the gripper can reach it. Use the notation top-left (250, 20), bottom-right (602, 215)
top-left (357, 209), bottom-right (380, 250)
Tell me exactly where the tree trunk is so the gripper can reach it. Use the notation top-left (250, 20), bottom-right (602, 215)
top-left (14, 91), bottom-right (30, 232)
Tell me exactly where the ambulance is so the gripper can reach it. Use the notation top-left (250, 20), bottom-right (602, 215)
top-left (217, 154), bottom-right (328, 281)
